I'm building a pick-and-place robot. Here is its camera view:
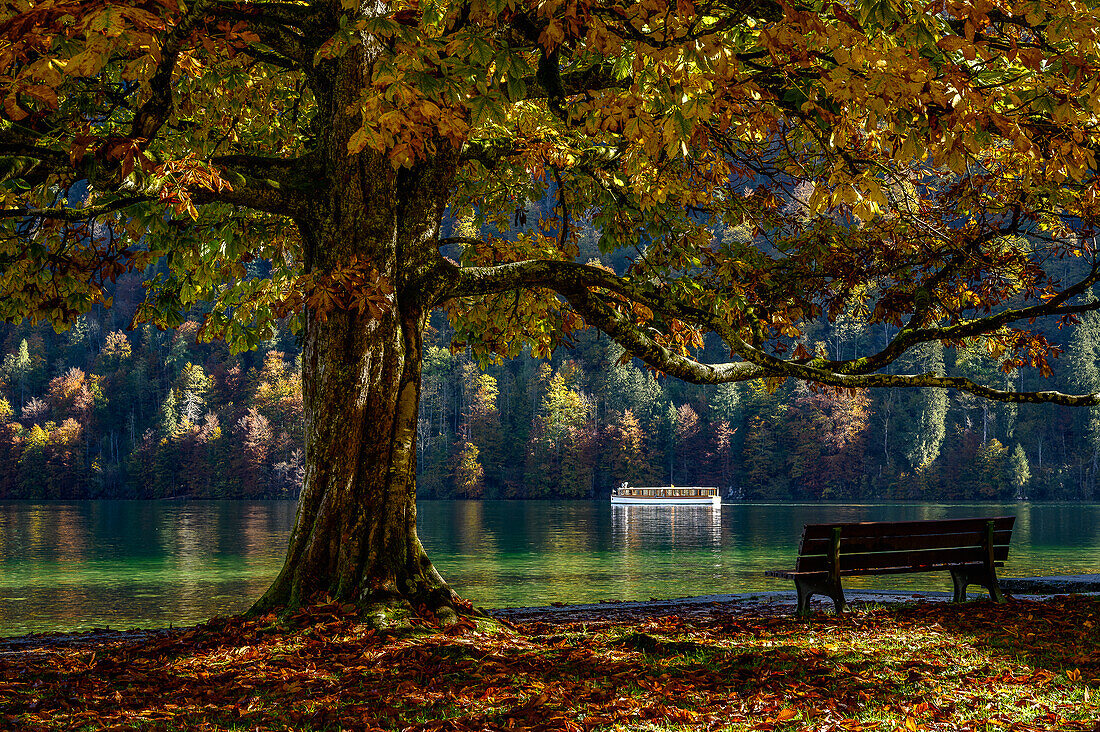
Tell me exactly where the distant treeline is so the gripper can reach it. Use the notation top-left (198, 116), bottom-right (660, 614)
top-left (0, 262), bottom-right (1099, 501)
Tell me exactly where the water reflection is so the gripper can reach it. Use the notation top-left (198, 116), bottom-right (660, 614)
top-left (0, 501), bottom-right (296, 636)
top-left (1, 500), bottom-right (1099, 636)
top-left (612, 505), bottom-right (722, 549)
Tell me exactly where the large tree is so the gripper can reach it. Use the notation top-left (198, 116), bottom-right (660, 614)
top-left (3, 0), bottom-right (1100, 622)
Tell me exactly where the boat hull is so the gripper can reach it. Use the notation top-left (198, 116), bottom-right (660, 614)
top-left (610, 496), bottom-right (721, 506)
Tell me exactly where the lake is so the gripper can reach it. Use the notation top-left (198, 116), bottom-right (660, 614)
top-left (1, 500), bottom-right (1097, 636)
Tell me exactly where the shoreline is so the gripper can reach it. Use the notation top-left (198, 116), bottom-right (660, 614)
top-left (3, 574), bottom-right (1098, 650)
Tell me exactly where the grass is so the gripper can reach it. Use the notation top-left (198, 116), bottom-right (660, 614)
top-left (0, 595), bottom-right (1097, 731)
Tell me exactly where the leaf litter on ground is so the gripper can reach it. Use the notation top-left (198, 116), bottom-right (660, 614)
top-left (0, 595), bottom-right (1097, 731)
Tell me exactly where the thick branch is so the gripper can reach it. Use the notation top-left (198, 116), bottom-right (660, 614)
top-left (0, 131), bottom-right (70, 188)
top-left (441, 255), bottom-right (1100, 407)
top-left (240, 44), bottom-right (301, 69)
top-left (202, 1), bottom-right (317, 64)
top-left (0, 156), bottom-right (57, 189)
top-left (521, 64), bottom-right (630, 100)
top-left (212, 152), bottom-right (316, 180)
top-left (0, 196), bottom-right (151, 221)
top-left (441, 257), bottom-right (663, 308)
top-left (561, 284), bottom-right (766, 383)
top-left (459, 139), bottom-right (521, 168)
top-left (206, 0), bottom-right (314, 28)
top-left (594, 1), bottom-right (781, 50)
top-left (130, 0), bottom-right (214, 142)
top-left (0, 137), bottom-right (67, 165)
top-left (592, 288), bottom-right (1100, 406)
top-left (207, 153), bottom-right (317, 216)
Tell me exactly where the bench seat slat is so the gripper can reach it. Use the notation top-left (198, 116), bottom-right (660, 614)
top-left (800, 530), bottom-right (1012, 555)
top-left (800, 516), bottom-right (1014, 542)
top-left (796, 545), bottom-right (1009, 573)
top-left (766, 560), bottom-right (1004, 580)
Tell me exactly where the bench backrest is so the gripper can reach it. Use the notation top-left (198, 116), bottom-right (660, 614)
top-left (795, 516), bottom-right (1015, 574)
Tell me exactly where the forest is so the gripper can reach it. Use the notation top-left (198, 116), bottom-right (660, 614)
top-left (1, 242), bottom-right (1097, 503)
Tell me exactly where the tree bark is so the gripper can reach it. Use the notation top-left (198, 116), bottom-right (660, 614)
top-left (253, 37), bottom-right (463, 622)
top-left (253, 296), bottom-right (461, 621)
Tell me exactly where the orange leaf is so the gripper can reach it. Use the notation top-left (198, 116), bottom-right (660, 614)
top-left (4, 94), bottom-right (27, 121)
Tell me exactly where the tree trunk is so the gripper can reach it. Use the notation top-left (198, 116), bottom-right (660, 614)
top-left (254, 297), bottom-right (461, 622)
top-left (253, 39), bottom-right (463, 623)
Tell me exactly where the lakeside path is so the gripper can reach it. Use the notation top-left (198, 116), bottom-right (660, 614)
top-left (1, 574), bottom-right (1097, 651)
top-left (0, 580), bottom-right (1096, 730)
top-left (488, 573), bottom-right (1100, 624)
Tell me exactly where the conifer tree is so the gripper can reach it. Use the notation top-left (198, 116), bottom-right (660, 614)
top-left (1066, 308), bottom-right (1100, 495)
top-left (1009, 444), bottom-right (1031, 500)
top-left (899, 342), bottom-right (949, 473)
top-left (1, 340), bottom-right (33, 406)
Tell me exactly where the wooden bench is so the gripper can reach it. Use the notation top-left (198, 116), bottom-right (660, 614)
top-left (765, 517), bottom-right (1015, 615)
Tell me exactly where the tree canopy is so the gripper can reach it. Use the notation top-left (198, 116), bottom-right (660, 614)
top-left (3, 0), bottom-right (1100, 397)
top-left (3, 0), bottom-right (1100, 616)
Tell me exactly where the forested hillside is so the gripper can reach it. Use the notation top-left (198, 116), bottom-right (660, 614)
top-left (0, 258), bottom-right (1096, 502)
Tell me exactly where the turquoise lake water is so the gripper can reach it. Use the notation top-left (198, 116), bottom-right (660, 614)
top-left (0, 500), bottom-right (1096, 636)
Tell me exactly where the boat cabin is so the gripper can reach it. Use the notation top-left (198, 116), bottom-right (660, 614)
top-left (611, 483), bottom-right (722, 506)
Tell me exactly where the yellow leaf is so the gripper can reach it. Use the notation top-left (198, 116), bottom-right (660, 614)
top-left (776, 708), bottom-right (797, 721)
top-left (347, 126), bottom-right (370, 155)
top-left (63, 50), bottom-right (108, 78)
top-left (419, 100), bottom-right (440, 118)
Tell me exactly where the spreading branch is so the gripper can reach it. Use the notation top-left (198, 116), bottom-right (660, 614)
top-left (440, 254), bottom-right (1100, 407)
top-left (205, 153), bottom-right (316, 215)
top-left (205, 0), bottom-right (315, 29)
top-left (130, 0), bottom-right (215, 142)
top-left (0, 196), bottom-right (151, 221)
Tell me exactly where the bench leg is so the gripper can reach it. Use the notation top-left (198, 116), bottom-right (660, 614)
top-left (795, 578), bottom-right (814, 616)
top-left (950, 568), bottom-right (968, 603)
top-left (987, 575), bottom-right (1005, 603)
top-left (951, 567), bottom-right (1005, 604)
top-left (795, 577), bottom-right (846, 616)
top-left (831, 585), bottom-right (846, 615)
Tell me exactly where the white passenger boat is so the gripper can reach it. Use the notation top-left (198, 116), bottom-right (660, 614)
top-left (611, 483), bottom-right (721, 506)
